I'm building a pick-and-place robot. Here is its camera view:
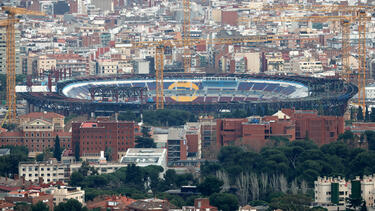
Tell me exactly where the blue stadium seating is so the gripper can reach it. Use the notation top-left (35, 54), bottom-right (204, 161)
top-left (252, 83), bottom-right (267, 90)
top-left (147, 82), bottom-right (156, 90)
top-left (264, 84), bottom-right (279, 92)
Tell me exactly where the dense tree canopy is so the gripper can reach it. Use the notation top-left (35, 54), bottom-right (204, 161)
top-left (54, 199), bottom-right (87, 211)
top-left (0, 146), bottom-right (31, 177)
top-left (209, 193), bottom-right (239, 211)
top-left (31, 201), bottom-right (49, 211)
top-left (54, 135), bottom-right (62, 161)
top-left (198, 176), bottom-right (223, 196)
top-left (204, 140), bottom-right (375, 185)
top-left (143, 109), bottom-right (197, 126)
top-left (135, 136), bottom-right (156, 148)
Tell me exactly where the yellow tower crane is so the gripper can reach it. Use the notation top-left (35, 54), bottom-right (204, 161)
top-left (241, 5), bottom-right (373, 115)
top-left (0, 7), bottom-right (44, 125)
top-left (182, 0), bottom-right (191, 73)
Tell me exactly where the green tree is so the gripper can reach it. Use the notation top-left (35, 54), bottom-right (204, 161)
top-left (358, 107), bottom-right (364, 121)
top-left (69, 172), bottom-right (84, 186)
top-left (143, 165), bottom-right (163, 193)
top-left (365, 131), bottom-right (375, 151)
top-left (54, 199), bottom-right (87, 211)
top-left (269, 194), bottom-right (311, 211)
top-left (125, 164), bottom-right (143, 186)
top-left (118, 111), bottom-right (138, 121)
top-left (2, 123), bottom-right (17, 131)
top-left (347, 195), bottom-right (363, 211)
top-left (135, 136), bottom-right (156, 148)
top-left (0, 146), bottom-right (30, 177)
top-left (53, 135), bottom-right (61, 161)
top-left (74, 142), bottom-right (80, 161)
top-left (15, 202), bottom-right (31, 211)
top-left (370, 108), bottom-right (375, 122)
top-left (104, 146), bottom-right (112, 161)
top-left (141, 126), bottom-right (151, 137)
top-left (209, 193), bottom-right (239, 211)
top-left (198, 176), bottom-right (223, 196)
top-left (36, 153), bottom-right (44, 162)
top-left (31, 201), bottom-right (49, 211)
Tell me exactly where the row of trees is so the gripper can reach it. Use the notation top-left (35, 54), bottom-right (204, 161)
top-left (118, 109), bottom-right (197, 126)
top-left (16, 199), bottom-right (87, 211)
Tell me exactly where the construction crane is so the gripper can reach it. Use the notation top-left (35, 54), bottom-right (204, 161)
top-left (182, 0), bottom-right (191, 73)
top-left (0, 7), bottom-right (44, 125)
top-left (132, 35), bottom-right (315, 109)
top-left (241, 6), bottom-right (373, 115)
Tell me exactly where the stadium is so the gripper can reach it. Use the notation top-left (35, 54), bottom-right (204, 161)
top-left (20, 74), bottom-right (357, 116)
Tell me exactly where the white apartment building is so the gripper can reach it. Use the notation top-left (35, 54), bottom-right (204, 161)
top-left (314, 176), bottom-right (375, 211)
top-left (299, 60), bottom-right (323, 73)
top-left (19, 161), bottom-right (129, 183)
top-left (19, 161), bottom-right (70, 183)
top-left (314, 176), bottom-right (350, 210)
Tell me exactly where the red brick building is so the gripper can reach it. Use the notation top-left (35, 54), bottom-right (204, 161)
top-left (216, 109), bottom-right (344, 150)
top-left (216, 113), bottom-right (295, 151)
top-left (0, 112), bottom-right (71, 154)
top-left (72, 118), bottom-right (135, 161)
top-left (285, 109), bottom-right (344, 146)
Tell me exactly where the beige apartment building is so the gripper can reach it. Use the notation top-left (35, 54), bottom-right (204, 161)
top-left (38, 55), bottom-right (56, 75)
top-left (44, 186), bottom-right (85, 206)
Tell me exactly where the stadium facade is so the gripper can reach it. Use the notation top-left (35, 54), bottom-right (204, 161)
top-left (20, 74), bottom-right (357, 116)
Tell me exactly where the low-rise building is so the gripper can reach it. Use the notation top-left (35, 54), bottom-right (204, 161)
top-left (19, 161), bottom-right (128, 183)
top-left (182, 198), bottom-right (218, 211)
top-left (5, 190), bottom-right (53, 210)
top-left (120, 148), bottom-right (167, 171)
top-left (86, 195), bottom-right (136, 210)
top-left (314, 176), bottom-right (349, 210)
top-left (127, 198), bottom-right (178, 211)
top-left (44, 186), bottom-right (85, 206)
top-left (0, 200), bottom-right (15, 210)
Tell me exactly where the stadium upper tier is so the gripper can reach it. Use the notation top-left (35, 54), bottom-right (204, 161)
top-left (61, 77), bottom-right (308, 104)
